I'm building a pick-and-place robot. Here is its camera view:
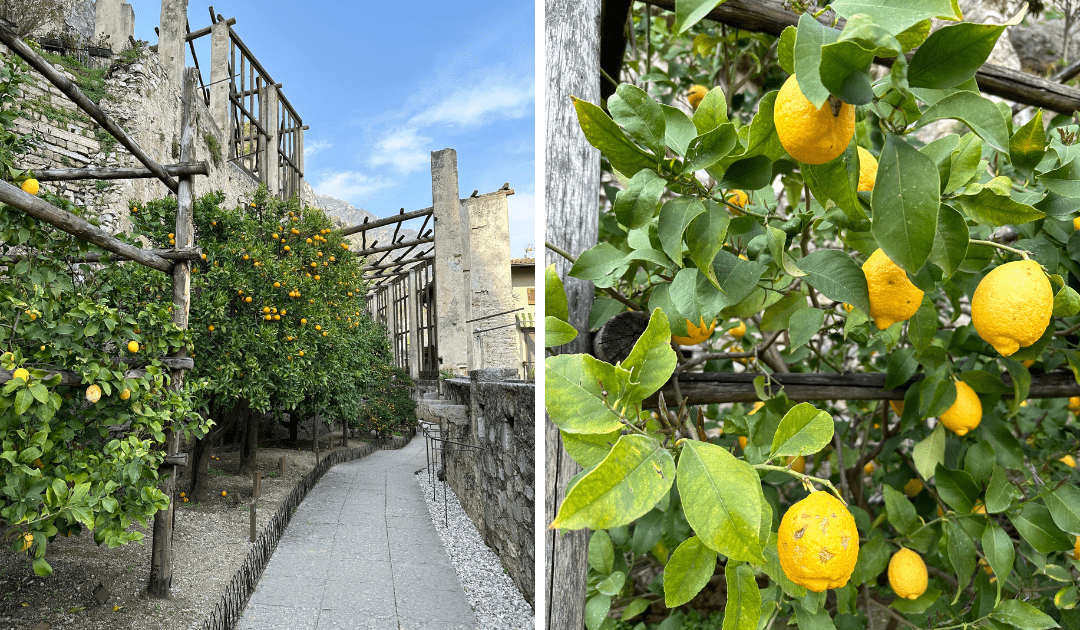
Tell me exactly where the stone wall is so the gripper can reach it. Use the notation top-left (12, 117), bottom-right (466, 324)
top-left (6, 39), bottom-right (260, 232)
top-left (419, 368), bottom-right (535, 606)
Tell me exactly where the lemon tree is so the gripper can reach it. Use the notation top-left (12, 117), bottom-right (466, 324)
top-left (548, 3), bottom-right (1080, 629)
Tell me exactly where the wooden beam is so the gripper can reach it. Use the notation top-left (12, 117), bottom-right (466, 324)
top-left (0, 24), bottom-right (180, 191)
top-left (0, 180), bottom-right (172, 272)
top-left (353, 236), bottom-right (434, 257)
top-left (35, 162), bottom-right (210, 182)
top-left (644, 371), bottom-right (1080, 406)
top-left (638, 0), bottom-right (1080, 113)
top-left (362, 253), bottom-right (434, 273)
top-left (341, 207), bottom-right (433, 236)
top-left (185, 17), bottom-right (234, 41)
top-left (2, 248), bottom-right (204, 265)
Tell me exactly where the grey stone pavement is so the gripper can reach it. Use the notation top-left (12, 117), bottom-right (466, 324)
top-left (239, 437), bottom-right (478, 629)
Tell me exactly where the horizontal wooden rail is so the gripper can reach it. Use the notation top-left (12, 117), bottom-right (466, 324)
top-left (639, 0), bottom-right (1080, 113)
top-left (0, 24), bottom-right (180, 191)
top-left (0, 180), bottom-right (173, 272)
top-left (362, 252), bottom-right (434, 273)
top-left (353, 236), bottom-right (434, 257)
top-left (0, 358), bottom-right (195, 386)
top-left (235, 82), bottom-right (281, 99)
top-left (644, 371), bottom-right (1080, 406)
top-left (342, 207), bottom-right (433, 236)
top-left (2, 247), bottom-right (203, 265)
top-left (185, 17), bottom-right (234, 41)
top-left (229, 96), bottom-right (269, 138)
top-left (35, 162), bottom-right (209, 182)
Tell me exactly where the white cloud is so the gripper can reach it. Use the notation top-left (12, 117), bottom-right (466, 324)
top-left (305, 139), bottom-right (332, 163)
top-left (313, 171), bottom-right (394, 201)
top-left (410, 74), bottom-right (534, 128)
top-left (367, 128), bottom-right (432, 174)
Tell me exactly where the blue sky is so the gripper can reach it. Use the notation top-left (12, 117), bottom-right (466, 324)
top-left (128, 0), bottom-right (536, 259)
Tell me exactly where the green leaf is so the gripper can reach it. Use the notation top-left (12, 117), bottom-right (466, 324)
top-left (712, 251), bottom-right (769, 310)
top-left (658, 197), bottom-right (706, 265)
top-left (778, 26), bottom-right (797, 74)
top-left (723, 562), bottom-right (760, 630)
top-left (1037, 159), bottom-right (1080, 198)
top-left (675, 0), bottom-right (724, 32)
top-left (991, 598), bottom-right (1060, 630)
top-left (1054, 285), bottom-right (1080, 318)
top-left (985, 467), bottom-right (1021, 514)
top-left (982, 523), bottom-right (1014, 601)
top-left (830, 0), bottom-right (961, 34)
top-left (891, 589), bottom-right (941, 615)
top-left (596, 571), bottom-right (626, 596)
top-left (819, 40), bottom-right (875, 105)
top-left (573, 96), bottom-right (656, 176)
top-left (621, 598), bottom-right (650, 622)
top-left (797, 249), bottom-right (872, 314)
top-left (716, 155), bottom-right (774, 191)
top-left (896, 19), bottom-right (932, 52)
top-left (569, 243), bottom-right (628, 282)
top-left (917, 91), bottom-right (1010, 153)
top-left (686, 201), bottom-right (730, 287)
top-left (545, 354), bottom-right (624, 434)
top-left (15, 387), bottom-right (32, 415)
top-left (545, 317), bottom-right (578, 347)
top-left (771, 402), bottom-right (834, 458)
top-left (677, 440), bottom-right (767, 563)
top-left (958, 188), bottom-right (1044, 227)
top-left (912, 423), bottom-right (945, 480)
top-left (551, 434), bottom-right (675, 530)
top-left (1009, 502), bottom-right (1074, 554)
top-left (804, 143), bottom-right (866, 223)
top-left (589, 530), bottom-right (615, 574)
top-left (871, 132), bottom-right (940, 274)
top-left (563, 429), bottom-right (622, 470)
top-left (934, 464), bottom-right (980, 513)
top-left (28, 382), bottom-right (49, 404)
top-left (884, 347), bottom-right (918, 390)
top-left (793, 13), bottom-right (840, 108)
top-left (945, 132), bottom-right (985, 194)
top-left (1045, 484), bottom-right (1080, 536)
top-left (788, 308), bottom-right (825, 351)
top-left (693, 87), bottom-right (729, 134)
top-left (882, 484), bottom-right (919, 535)
top-left (614, 169), bottom-right (666, 230)
top-left (928, 203), bottom-right (969, 278)
top-left (663, 536), bottom-right (718, 607)
top-left (670, 268), bottom-right (725, 328)
top-left (792, 599), bottom-right (838, 630)
top-left (945, 519), bottom-right (977, 598)
top-left (908, 296), bottom-right (938, 354)
top-left (1011, 109), bottom-right (1047, 177)
top-left (662, 104), bottom-right (698, 156)
top-left (851, 533), bottom-right (892, 586)
top-left (32, 557), bottom-right (52, 577)
top-left (545, 265), bottom-right (569, 322)
top-left (584, 594), bottom-right (612, 630)
top-left (908, 22), bottom-right (1008, 89)
top-left (621, 308), bottom-right (678, 406)
top-left (609, 84), bottom-right (666, 156)
top-left (686, 123), bottom-right (738, 173)
top-left (759, 291), bottom-right (806, 333)
top-left (727, 91), bottom-right (785, 162)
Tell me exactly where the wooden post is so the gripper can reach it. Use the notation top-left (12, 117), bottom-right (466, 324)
top-left (249, 502), bottom-right (256, 542)
top-left (278, 456), bottom-right (286, 478)
top-left (252, 471), bottom-right (261, 499)
top-left (342, 418), bottom-right (347, 447)
top-left (148, 68), bottom-right (197, 599)
top-left (545, 0), bottom-right (601, 626)
top-left (313, 414), bottom-right (320, 464)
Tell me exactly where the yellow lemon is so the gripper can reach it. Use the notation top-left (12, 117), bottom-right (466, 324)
top-left (889, 400), bottom-right (904, 416)
top-left (774, 75), bottom-right (855, 165)
top-left (728, 321), bottom-right (747, 338)
top-left (1061, 454), bottom-right (1077, 468)
top-left (856, 146), bottom-right (877, 192)
top-left (787, 455), bottom-right (806, 474)
top-left (119, 388), bottom-right (130, 401)
top-left (1071, 536), bottom-right (1080, 560)
top-left (888, 548), bottom-right (928, 599)
top-left (903, 478), bottom-right (923, 498)
top-left (938, 379), bottom-right (982, 437)
top-left (222, 491), bottom-right (227, 497)
top-left (863, 461), bottom-right (876, 474)
top-left (971, 259), bottom-right (1052, 357)
top-left (863, 249), bottom-right (923, 330)
top-left (777, 491), bottom-right (859, 592)
top-left (1074, 216), bottom-right (1080, 231)
top-left (1068, 396), bottom-right (1080, 413)
top-left (724, 190), bottom-right (750, 217)
top-left (671, 318), bottom-right (716, 346)
top-left (85, 384), bottom-right (102, 403)
top-left (688, 84), bottom-right (709, 110)
top-left (20, 532), bottom-right (33, 552)
top-left (127, 340), bottom-right (139, 353)
top-left (12, 368), bottom-right (29, 382)
top-left (21, 179), bottom-right (39, 196)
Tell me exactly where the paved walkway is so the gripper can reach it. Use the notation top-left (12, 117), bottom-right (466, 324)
top-left (239, 436), bottom-right (478, 630)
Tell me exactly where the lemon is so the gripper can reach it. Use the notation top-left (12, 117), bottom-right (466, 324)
top-left (1069, 396), bottom-right (1080, 413)
top-left (787, 455), bottom-right (806, 474)
top-left (971, 259), bottom-right (1052, 356)
top-left (889, 400), bottom-right (904, 416)
top-left (856, 146), bottom-right (877, 192)
top-left (726, 190), bottom-right (749, 216)
top-left (1061, 454), bottom-right (1077, 468)
top-left (863, 249), bottom-right (923, 330)
top-left (738, 435), bottom-right (747, 449)
top-left (903, 478), bottom-right (923, 498)
top-left (85, 384), bottom-right (102, 403)
top-left (688, 84), bottom-right (708, 110)
top-left (938, 379), bottom-right (982, 437)
top-left (888, 548), bottom-right (928, 599)
top-left (728, 321), bottom-right (747, 338)
top-left (20, 532), bottom-right (33, 552)
top-left (1071, 536), bottom-right (1080, 560)
top-left (863, 461), bottom-right (876, 474)
top-left (1074, 216), bottom-right (1080, 231)
top-left (21, 179), bottom-right (39, 196)
top-left (774, 75), bottom-right (855, 165)
top-left (119, 388), bottom-right (131, 401)
top-left (777, 491), bottom-right (859, 592)
top-left (222, 490), bottom-right (227, 497)
top-left (208, 325), bottom-right (214, 331)
top-left (127, 340), bottom-right (140, 353)
top-left (671, 318), bottom-right (716, 346)
top-left (12, 368), bottom-right (29, 382)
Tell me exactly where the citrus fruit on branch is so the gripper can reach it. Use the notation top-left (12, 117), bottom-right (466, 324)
top-left (971, 259), bottom-right (1052, 357)
top-left (774, 75), bottom-right (854, 165)
top-left (777, 491), bottom-right (859, 592)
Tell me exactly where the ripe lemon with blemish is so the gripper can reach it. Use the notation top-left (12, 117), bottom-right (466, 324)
top-left (938, 379), bottom-right (982, 437)
top-left (971, 259), bottom-right (1052, 357)
top-left (777, 491), bottom-right (859, 592)
top-left (1061, 454), bottom-right (1077, 468)
top-left (774, 75), bottom-right (855, 165)
top-left (863, 249), bottom-right (923, 330)
top-left (888, 548), bottom-right (928, 599)
top-left (85, 384), bottom-right (102, 403)
top-left (786, 455), bottom-right (806, 473)
top-left (119, 388), bottom-right (130, 401)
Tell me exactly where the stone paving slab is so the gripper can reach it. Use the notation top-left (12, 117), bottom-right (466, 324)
top-left (239, 436), bottom-right (477, 629)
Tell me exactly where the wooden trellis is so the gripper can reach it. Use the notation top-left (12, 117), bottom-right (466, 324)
top-left (0, 25), bottom-right (203, 598)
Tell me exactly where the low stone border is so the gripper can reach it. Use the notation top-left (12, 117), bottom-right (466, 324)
top-left (199, 430), bottom-right (415, 630)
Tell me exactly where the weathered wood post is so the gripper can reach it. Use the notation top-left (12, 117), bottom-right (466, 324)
top-left (406, 269), bottom-right (421, 381)
top-left (545, 0), bottom-right (602, 626)
top-left (148, 68), bottom-right (197, 598)
top-left (431, 149), bottom-right (468, 376)
top-left (279, 456), bottom-right (286, 478)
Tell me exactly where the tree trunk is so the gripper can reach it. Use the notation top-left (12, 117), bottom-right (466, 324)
top-left (288, 413), bottom-right (298, 446)
top-left (239, 403), bottom-right (258, 474)
top-left (545, 0), bottom-right (602, 627)
top-left (188, 397), bottom-right (240, 503)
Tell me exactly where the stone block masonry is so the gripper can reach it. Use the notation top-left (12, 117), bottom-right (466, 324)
top-left (425, 369), bottom-right (535, 606)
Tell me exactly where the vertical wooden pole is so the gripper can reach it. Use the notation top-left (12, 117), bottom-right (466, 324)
top-left (148, 67), bottom-right (197, 598)
top-left (252, 471), bottom-right (261, 499)
top-left (278, 456), bottom-right (286, 478)
top-left (249, 502), bottom-right (256, 542)
top-left (342, 417), bottom-right (347, 447)
top-left (313, 414), bottom-right (320, 464)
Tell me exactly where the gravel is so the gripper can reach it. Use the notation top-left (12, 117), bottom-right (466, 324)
top-left (417, 470), bottom-right (534, 630)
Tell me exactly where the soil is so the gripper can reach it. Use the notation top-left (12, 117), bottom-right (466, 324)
top-left (0, 435), bottom-right (381, 630)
